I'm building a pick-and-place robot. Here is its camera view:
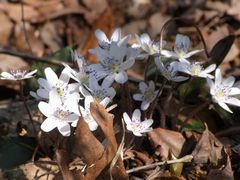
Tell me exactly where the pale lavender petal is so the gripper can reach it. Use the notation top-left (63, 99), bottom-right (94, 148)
top-left (115, 71), bottom-right (128, 84)
top-left (139, 82), bottom-right (148, 93)
top-left (111, 28), bottom-right (121, 42)
top-left (121, 59), bottom-right (135, 70)
top-left (229, 87), bottom-right (240, 95)
top-left (218, 102), bottom-right (232, 113)
top-left (133, 94), bottom-right (143, 101)
top-left (183, 49), bottom-right (203, 59)
top-left (225, 97), bottom-right (240, 107)
top-left (201, 64), bottom-right (216, 74)
top-left (37, 89), bottom-right (49, 99)
top-left (141, 119), bottom-right (154, 128)
top-left (123, 113), bottom-right (132, 125)
top-left (95, 29), bottom-right (108, 44)
top-left (223, 76), bottom-right (235, 87)
top-left (57, 122), bottom-right (71, 136)
top-left (132, 109), bottom-right (141, 122)
top-left (59, 68), bottom-right (70, 84)
top-left (215, 68), bottom-right (222, 85)
top-left (38, 78), bottom-right (51, 90)
top-left (141, 101), bottom-right (150, 111)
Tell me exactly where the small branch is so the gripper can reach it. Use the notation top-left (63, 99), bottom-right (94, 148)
top-left (126, 155), bottom-right (193, 174)
top-left (216, 126), bottom-right (240, 137)
top-left (20, 0), bottom-right (33, 55)
top-left (0, 48), bottom-right (73, 67)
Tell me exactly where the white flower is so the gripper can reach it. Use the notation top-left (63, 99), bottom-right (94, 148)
top-left (133, 81), bottom-right (158, 111)
top-left (207, 68), bottom-right (240, 113)
top-left (135, 33), bottom-right (166, 57)
top-left (75, 96), bottom-right (111, 131)
top-left (161, 34), bottom-right (203, 63)
top-left (63, 50), bottom-right (89, 86)
top-left (155, 58), bottom-right (189, 82)
top-left (1, 69), bottom-right (37, 81)
top-left (38, 91), bottom-right (80, 136)
top-left (88, 42), bottom-right (135, 84)
top-left (89, 28), bottom-right (130, 53)
top-left (80, 76), bottom-right (116, 101)
top-left (176, 62), bottom-right (216, 79)
top-left (36, 67), bottom-right (80, 101)
top-left (123, 109), bottom-right (153, 136)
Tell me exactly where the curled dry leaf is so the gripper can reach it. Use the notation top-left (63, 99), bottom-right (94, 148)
top-left (148, 128), bottom-right (186, 160)
top-left (191, 124), bottom-right (226, 165)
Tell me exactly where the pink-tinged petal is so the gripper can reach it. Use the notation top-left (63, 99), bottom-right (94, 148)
top-left (57, 122), bottom-right (71, 136)
top-left (229, 87), bottom-right (240, 95)
top-left (215, 68), bottom-right (222, 85)
top-left (44, 67), bottom-right (58, 87)
top-left (139, 82), bottom-right (148, 93)
top-left (38, 78), bottom-right (51, 90)
top-left (217, 102), bottom-right (232, 113)
top-left (115, 71), bottom-right (128, 84)
top-left (49, 90), bottom-right (62, 107)
top-left (183, 49), bottom-right (203, 59)
top-left (95, 29), bottom-right (108, 44)
top-left (141, 101), bottom-right (150, 111)
top-left (37, 89), bottom-right (49, 99)
top-left (1, 72), bottom-right (14, 80)
top-left (225, 97), bottom-right (240, 107)
top-left (41, 117), bottom-right (58, 132)
top-left (111, 28), bottom-right (121, 42)
top-left (38, 102), bottom-right (54, 117)
top-left (223, 76), bottom-right (235, 87)
top-left (133, 94), bottom-right (143, 101)
top-left (123, 113), bottom-right (132, 125)
top-left (132, 109), bottom-right (141, 122)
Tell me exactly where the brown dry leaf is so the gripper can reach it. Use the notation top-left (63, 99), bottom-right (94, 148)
top-left (14, 23), bottom-right (44, 56)
top-left (35, 1), bottom-right (64, 16)
top-left (0, 11), bottom-right (13, 46)
top-left (0, 3), bottom-right (40, 22)
top-left (40, 22), bottom-right (62, 53)
top-left (207, 154), bottom-right (234, 180)
top-left (191, 124), bottom-right (224, 165)
top-left (148, 12), bottom-right (171, 37)
top-left (148, 128), bottom-right (186, 160)
top-left (81, 6), bottom-right (115, 64)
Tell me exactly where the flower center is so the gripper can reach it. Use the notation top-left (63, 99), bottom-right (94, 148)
top-left (57, 88), bottom-right (63, 96)
top-left (10, 70), bottom-right (27, 79)
top-left (144, 90), bottom-right (154, 101)
top-left (54, 108), bottom-right (70, 120)
top-left (81, 74), bottom-right (89, 84)
top-left (110, 63), bottom-right (119, 72)
top-left (131, 123), bottom-right (142, 132)
top-left (215, 88), bottom-right (225, 98)
top-left (191, 65), bottom-right (201, 75)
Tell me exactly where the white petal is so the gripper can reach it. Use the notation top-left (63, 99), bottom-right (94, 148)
top-left (123, 113), bottom-right (131, 125)
top-left (111, 28), bottom-right (121, 42)
top-left (118, 34), bottom-right (131, 47)
top-left (141, 101), bottom-right (150, 111)
top-left (121, 59), bottom-right (135, 70)
top-left (172, 76), bottom-right (189, 82)
top-left (223, 76), bottom-right (235, 87)
top-left (89, 76), bottom-right (100, 90)
top-left (140, 33), bottom-right (151, 44)
top-left (133, 131), bottom-right (143, 136)
top-left (44, 67), bottom-right (58, 87)
top-left (95, 29), bottom-right (108, 44)
top-left (38, 102), bottom-right (54, 117)
top-left (1, 72), bottom-right (15, 80)
top-left (59, 68), bottom-right (70, 84)
top-left (225, 97), bottom-right (240, 107)
top-left (37, 89), bottom-right (49, 99)
top-left (229, 87), bottom-right (240, 95)
top-left (133, 94), bottom-right (143, 101)
top-left (84, 96), bottom-right (93, 109)
top-left (110, 42), bottom-right (126, 62)
top-left (25, 69), bottom-right (37, 77)
top-left (64, 99), bottom-right (80, 115)
top-left (71, 120), bottom-right (78, 127)
top-left (49, 90), bottom-right (62, 107)
top-left (218, 102), bottom-right (232, 113)
top-left (100, 97), bottom-right (111, 107)
top-left (57, 122), bottom-right (71, 136)
top-left (79, 86), bottom-right (91, 97)
top-left (206, 77), bottom-right (214, 90)
top-left (139, 82), bottom-right (148, 93)
top-left (132, 109), bottom-right (141, 122)
top-left (141, 119), bottom-right (154, 129)
top-left (115, 71), bottom-right (128, 84)
top-left (41, 117), bottom-right (58, 132)
top-left (183, 49), bottom-right (203, 58)
top-left (215, 68), bottom-right (222, 85)
top-left (201, 64), bottom-right (216, 74)
top-left (161, 50), bottom-right (176, 58)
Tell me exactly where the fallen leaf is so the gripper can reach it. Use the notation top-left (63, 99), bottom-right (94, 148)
top-left (0, 11), bottom-right (13, 47)
top-left (191, 124), bottom-right (224, 165)
top-left (148, 128), bottom-right (186, 160)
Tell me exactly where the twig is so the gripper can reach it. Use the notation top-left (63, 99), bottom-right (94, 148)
top-left (20, 0), bottom-right (33, 55)
top-left (216, 126), bottom-right (240, 137)
top-left (126, 155), bottom-right (193, 174)
top-left (0, 48), bottom-right (73, 67)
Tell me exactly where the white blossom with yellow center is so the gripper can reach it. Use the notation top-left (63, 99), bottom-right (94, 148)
top-left (123, 109), bottom-right (153, 136)
top-left (1, 69), bottom-right (37, 81)
top-left (133, 81), bottom-right (158, 111)
top-left (207, 68), bottom-right (240, 113)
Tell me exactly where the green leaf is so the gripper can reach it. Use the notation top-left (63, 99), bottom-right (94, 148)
top-left (0, 136), bottom-right (37, 169)
top-left (182, 119), bottom-right (205, 133)
top-left (169, 152), bottom-right (183, 177)
top-left (52, 46), bottom-right (73, 62)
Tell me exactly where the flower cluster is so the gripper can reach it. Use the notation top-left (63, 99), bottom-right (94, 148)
top-left (2, 27), bottom-right (240, 137)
